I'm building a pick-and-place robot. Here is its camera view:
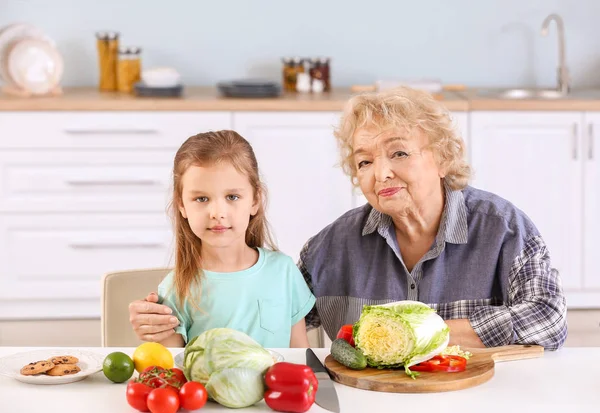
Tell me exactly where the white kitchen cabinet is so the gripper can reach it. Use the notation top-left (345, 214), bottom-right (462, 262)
top-left (470, 111), bottom-right (600, 307)
top-left (0, 111), bottom-right (233, 319)
top-left (0, 112), bottom-right (232, 149)
top-left (583, 113), bottom-right (600, 291)
top-left (0, 213), bottom-right (173, 320)
top-left (0, 150), bottom-right (173, 212)
top-left (232, 112), bottom-right (354, 261)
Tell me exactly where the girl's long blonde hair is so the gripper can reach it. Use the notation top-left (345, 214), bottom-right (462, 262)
top-left (169, 130), bottom-right (276, 308)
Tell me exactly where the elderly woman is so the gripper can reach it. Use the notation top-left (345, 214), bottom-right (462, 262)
top-left (299, 87), bottom-right (567, 350)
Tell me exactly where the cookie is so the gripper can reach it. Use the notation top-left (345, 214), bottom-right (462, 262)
top-left (48, 355), bottom-right (79, 365)
top-left (20, 360), bottom-right (55, 376)
top-left (46, 363), bottom-right (81, 376)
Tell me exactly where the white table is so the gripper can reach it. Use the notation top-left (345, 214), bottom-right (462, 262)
top-left (0, 346), bottom-right (597, 413)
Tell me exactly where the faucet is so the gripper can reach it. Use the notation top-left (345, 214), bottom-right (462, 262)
top-left (541, 13), bottom-right (570, 95)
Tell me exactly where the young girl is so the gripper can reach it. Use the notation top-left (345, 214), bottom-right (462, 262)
top-left (155, 130), bottom-right (314, 348)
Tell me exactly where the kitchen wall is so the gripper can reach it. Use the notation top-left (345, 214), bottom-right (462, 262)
top-left (1, 0), bottom-right (599, 89)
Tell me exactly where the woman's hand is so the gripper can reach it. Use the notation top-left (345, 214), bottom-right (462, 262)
top-left (445, 319), bottom-right (486, 348)
top-left (128, 292), bottom-right (180, 342)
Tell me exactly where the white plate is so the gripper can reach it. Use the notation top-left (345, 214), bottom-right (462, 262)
top-left (174, 349), bottom-right (284, 369)
top-left (7, 38), bottom-right (63, 95)
top-left (0, 23), bottom-right (55, 84)
top-left (0, 349), bottom-right (104, 385)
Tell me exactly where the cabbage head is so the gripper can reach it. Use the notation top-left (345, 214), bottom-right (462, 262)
top-left (183, 328), bottom-right (274, 385)
top-left (353, 300), bottom-right (449, 377)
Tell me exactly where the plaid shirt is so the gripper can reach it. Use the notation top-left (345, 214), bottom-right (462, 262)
top-left (297, 184), bottom-right (567, 350)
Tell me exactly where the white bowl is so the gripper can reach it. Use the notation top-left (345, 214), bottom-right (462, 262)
top-left (141, 67), bottom-right (181, 88)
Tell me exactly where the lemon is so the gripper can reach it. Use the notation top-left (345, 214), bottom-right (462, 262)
top-left (102, 351), bottom-right (135, 383)
top-left (132, 342), bottom-right (174, 373)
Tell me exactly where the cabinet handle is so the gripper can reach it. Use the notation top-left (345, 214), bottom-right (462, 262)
top-left (573, 123), bottom-right (578, 160)
top-left (65, 180), bottom-right (160, 186)
top-left (589, 124), bottom-right (595, 160)
top-left (69, 243), bottom-right (164, 249)
top-left (63, 128), bottom-right (159, 135)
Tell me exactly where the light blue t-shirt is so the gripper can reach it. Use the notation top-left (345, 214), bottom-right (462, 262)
top-left (157, 248), bottom-right (316, 348)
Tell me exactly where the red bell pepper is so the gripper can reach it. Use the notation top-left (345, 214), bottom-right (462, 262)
top-left (411, 355), bottom-right (467, 373)
top-left (264, 362), bottom-right (318, 413)
top-left (336, 324), bottom-right (355, 347)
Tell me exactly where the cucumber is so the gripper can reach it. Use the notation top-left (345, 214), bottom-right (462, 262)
top-left (330, 338), bottom-right (367, 370)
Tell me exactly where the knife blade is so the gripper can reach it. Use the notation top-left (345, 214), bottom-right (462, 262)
top-left (305, 348), bottom-right (340, 413)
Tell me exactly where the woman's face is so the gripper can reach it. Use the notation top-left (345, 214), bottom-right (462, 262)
top-left (352, 125), bottom-right (445, 217)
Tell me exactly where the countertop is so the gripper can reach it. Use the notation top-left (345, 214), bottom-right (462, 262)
top-left (4, 87), bottom-right (600, 112)
top-left (0, 87), bottom-right (469, 111)
top-left (0, 346), bottom-right (597, 413)
top-left (457, 88), bottom-right (600, 111)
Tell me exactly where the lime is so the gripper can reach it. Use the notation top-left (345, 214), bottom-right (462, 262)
top-left (103, 351), bottom-right (135, 383)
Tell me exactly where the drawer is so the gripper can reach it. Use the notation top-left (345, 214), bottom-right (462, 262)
top-left (0, 213), bottom-right (173, 301)
top-left (0, 150), bottom-right (173, 212)
top-left (0, 112), bottom-right (232, 149)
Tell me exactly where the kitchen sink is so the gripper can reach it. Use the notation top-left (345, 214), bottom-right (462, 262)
top-left (477, 88), bottom-right (600, 100)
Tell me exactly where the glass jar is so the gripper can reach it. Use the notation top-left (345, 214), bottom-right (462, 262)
top-left (282, 57), bottom-right (296, 92)
top-left (96, 31), bottom-right (119, 91)
top-left (117, 47), bottom-right (132, 93)
top-left (129, 47), bottom-right (142, 86)
top-left (319, 57), bottom-right (331, 92)
top-left (309, 57), bottom-right (323, 83)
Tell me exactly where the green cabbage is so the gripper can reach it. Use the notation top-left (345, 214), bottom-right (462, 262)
top-left (353, 300), bottom-right (449, 377)
top-left (205, 368), bottom-right (265, 408)
top-left (183, 328), bottom-right (274, 408)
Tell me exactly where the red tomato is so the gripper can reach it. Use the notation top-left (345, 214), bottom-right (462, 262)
top-left (139, 367), bottom-right (186, 391)
top-left (147, 388), bottom-right (180, 413)
top-left (178, 381), bottom-right (208, 411)
top-left (336, 324), bottom-right (355, 347)
top-left (126, 381), bottom-right (153, 412)
top-left (144, 376), bottom-right (167, 389)
top-left (168, 368), bottom-right (187, 387)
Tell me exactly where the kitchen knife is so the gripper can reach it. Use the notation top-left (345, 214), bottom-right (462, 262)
top-left (305, 348), bottom-right (340, 413)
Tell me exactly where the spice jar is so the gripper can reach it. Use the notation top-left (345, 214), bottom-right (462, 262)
top-left (129, 47), bottom-right (142, 86)
top-left (96, 31), bottom-right (119, 91)
top-left (309, 58), bottom-right (323, 84)
top-left (282, 57), bottom-right (294, 91)
top-left (318, 57), bottom-right (331, 92)
top-left (117, 48), bottom-right (132, 93)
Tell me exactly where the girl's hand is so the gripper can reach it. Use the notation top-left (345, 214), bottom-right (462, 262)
top-left (129, 292), bottom-right (180, 342)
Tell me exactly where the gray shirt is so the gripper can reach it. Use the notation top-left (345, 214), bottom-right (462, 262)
top-left (298, 184), bottom-right (567, 350)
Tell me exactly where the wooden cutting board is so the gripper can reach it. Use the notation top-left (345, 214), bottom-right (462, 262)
top-left (323, 344), bottom-right (544, 393)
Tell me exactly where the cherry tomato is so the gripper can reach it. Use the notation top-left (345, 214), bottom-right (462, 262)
top-left (126, 381), bottom-right (152, 412)
top-left (147, 388), bottom-right (180, 413)
top-left (178, 381), bottom-right (208, 411)
top-left (167, 368), bottom-right (187, 387)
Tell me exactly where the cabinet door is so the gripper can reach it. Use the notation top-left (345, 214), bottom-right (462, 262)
top-left (0, 213), bottom-right (173, 319)
top-left (0, 151), bottom-right (172, 212)
top-left (233, 112), bottom-right (354, 261)
top-left (0, 112), bottom-right (232, 149)
top-left (470, 112), bottom-right (583, 290)
top-left (583, 113), bottom-right (600, 289)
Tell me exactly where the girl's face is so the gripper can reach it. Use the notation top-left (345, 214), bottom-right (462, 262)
top-left (178, 161), bottom-right (259, 250)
